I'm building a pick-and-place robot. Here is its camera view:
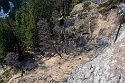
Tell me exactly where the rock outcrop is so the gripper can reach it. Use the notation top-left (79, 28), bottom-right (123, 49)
top-left (67, 24), bottom-right (125, 83)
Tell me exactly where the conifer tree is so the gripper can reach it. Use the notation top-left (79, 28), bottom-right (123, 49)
top-left (0, 17), bottom-right (24, 61)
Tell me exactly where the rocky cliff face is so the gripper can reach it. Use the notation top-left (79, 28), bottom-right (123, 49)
top-left (61, 1), bottom-right (120, 57)
top-left (68, 14), bottom-right (125, 83)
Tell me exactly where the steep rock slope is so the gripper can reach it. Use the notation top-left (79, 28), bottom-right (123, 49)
top-left (63, 1), bottom-right (119, 57)
top-left (68, 1), bottom-right (125, 83)
top-left (68, 20), bottom-right (125, 83)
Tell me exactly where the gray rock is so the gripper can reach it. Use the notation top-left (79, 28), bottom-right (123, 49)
top-left (68, 27), bottom-right (125, 83)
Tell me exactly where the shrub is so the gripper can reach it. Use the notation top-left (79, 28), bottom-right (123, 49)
top-left (98, 0), bottom-right (123, 14)
top-left (5, 52), bottom-right (20, 68)
top-left (82, 1), bottom-right (92, 12)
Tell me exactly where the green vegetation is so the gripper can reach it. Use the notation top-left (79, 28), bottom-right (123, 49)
top-left (0, 0), bottom-right (81, 61)
top-left (78, 12), bottom-right (88, 19)
top-left (82, 1), bottom-right (91, 12)
top-left (0, 18), bottom-right (23, 60)
top-left (98, 0), bottom-right (123, 14)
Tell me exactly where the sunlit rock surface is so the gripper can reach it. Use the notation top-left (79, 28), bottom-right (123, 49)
top-left (68, 24), bottom-right (125, 83)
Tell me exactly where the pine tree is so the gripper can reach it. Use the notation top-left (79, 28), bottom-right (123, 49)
top-left (15, 0), bottom-right (38, 51)
top-left (0, 17), bottom-right (24, 61)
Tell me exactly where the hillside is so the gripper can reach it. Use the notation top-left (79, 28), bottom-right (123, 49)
top-left (0, 0), bottom-right (125, 83)
top-left (68, 16), bottom-right (125, 83)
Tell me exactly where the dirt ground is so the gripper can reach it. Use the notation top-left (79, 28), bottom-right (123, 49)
top-left (8, 52), bottom-right (89, 83)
